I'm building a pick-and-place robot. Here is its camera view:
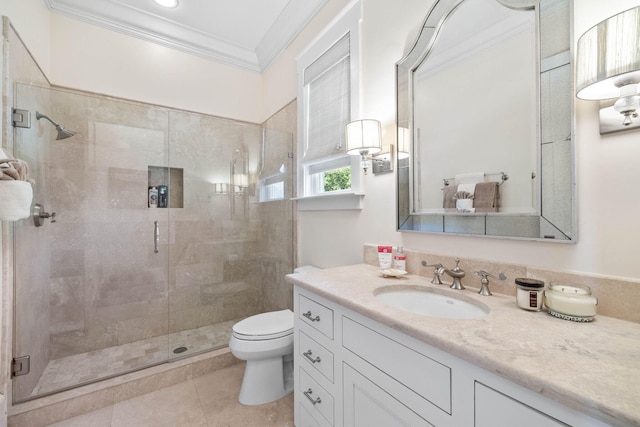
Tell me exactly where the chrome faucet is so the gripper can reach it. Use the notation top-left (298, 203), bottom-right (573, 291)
top-left (443, 257), bottom-right (465, 290)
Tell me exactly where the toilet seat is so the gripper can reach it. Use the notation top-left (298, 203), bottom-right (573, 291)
top-left (232, 309), bottom-right (293, 341)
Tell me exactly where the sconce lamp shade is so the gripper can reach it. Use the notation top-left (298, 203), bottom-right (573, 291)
top-left (233, 174), bottom-right (249, 188)
top-left (346, 120), bottom-right (382, 155)
top-left (397, 127), bottom-right (410, 159)
top-left (576, 6), bottom-right (640, 100)
top-left (213, 183), bottom-right (229, 194)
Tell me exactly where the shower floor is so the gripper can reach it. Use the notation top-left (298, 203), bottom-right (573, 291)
top-left (30, 318), bottom-right (241, 397)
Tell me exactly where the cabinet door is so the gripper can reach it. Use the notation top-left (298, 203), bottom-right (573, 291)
top-left (343, 363), bottom-right (434, 427)
top-left (475, 382), bottom-right (567, 427)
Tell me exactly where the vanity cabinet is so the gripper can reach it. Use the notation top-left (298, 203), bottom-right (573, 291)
top-left (295, 293), bottom-right (337, 427)
top-left (293, 286), bottom-right (611, 427)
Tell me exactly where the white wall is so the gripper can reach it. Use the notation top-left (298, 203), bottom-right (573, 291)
top-left (0, 0), bottom-right (51, 75)
top-left (295, 0), bottom-right (640, 283)
top-left (48, 14), bottom-right (263, 123)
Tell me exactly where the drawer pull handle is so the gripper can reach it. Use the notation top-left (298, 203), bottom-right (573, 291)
top-left (303, 388), bottom-right (321, 405)
top-left (303, 350), bottom-right (321, 364)
top-left (303, 311), bottom-right (320, 322)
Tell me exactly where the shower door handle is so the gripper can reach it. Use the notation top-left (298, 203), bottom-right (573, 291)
top-left (154, 221), bottom-right (159, 253)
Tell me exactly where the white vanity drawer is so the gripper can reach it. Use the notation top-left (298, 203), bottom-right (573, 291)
top-left (299, 294), bottom-right (334, 339)
top-left (299, 331), bottom-right (334, 382)
top-left (342, 316), bottom-right (452, 414)
top-left (298, 401), bottom-right (328, 427)
top-left (299, 367), bottom-right (334, 426)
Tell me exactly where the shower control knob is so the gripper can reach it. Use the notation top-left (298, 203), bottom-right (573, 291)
top-left (33, 203), bottom-right (57, 227)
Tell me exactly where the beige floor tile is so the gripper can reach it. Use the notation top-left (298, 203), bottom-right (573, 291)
top-left (111, 381), bottom-right (207, 427)
top-left (202, 394), bottom-right (294, 427)
top-left (193, 363), bottom-right (244, 406)
top-left (46, 406), bottom-right (113, 427)
top-left (43, 360), bottom-right (294, 427)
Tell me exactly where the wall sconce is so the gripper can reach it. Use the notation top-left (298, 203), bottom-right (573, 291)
top-left (233, 173), bottom-right (249, 193)
top-left (576, 6), bottom-right (640, 134)
top-left (346, 119), bottom-right (382, 174)
top-left (397, 127), bottom-right (410, 160)
top-left (213, 183), bottom-right (230, 195)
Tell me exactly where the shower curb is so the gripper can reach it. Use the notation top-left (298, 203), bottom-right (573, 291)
top-left (7, 348), bottom-right (240, 427)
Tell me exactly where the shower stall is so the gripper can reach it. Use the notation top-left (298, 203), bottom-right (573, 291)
top-left (11, 84), bottom-right (294, 402)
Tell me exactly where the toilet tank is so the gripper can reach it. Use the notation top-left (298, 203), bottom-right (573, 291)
top-left (294, 265), bottom-right (320, 274)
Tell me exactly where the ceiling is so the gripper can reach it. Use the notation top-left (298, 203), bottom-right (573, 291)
top-left (43, 0), bottom-right (328, 72)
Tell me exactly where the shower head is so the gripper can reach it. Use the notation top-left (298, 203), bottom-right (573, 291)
top-left (36, 111), bottom-right (77, 140)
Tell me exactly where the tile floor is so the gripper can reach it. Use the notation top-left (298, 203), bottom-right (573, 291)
top-left (45, 363), bottom-right (294, 427)
top-left (32, 319), bottom-right (240, 397)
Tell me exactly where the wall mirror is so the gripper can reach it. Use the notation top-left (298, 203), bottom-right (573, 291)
top-left (396, 0), bottom-right (575, 241)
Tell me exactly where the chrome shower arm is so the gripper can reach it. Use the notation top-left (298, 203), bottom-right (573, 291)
top-left (35, 111), bottom-right (60, 127)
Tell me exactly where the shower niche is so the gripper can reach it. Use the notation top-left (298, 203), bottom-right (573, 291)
top-left (148, 166), bottom-right (184, 208)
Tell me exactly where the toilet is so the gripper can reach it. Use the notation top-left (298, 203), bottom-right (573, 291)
top-left (229, 266), bottom-right (318, 405)
top-left (229, 309), bottom-right (294, 405)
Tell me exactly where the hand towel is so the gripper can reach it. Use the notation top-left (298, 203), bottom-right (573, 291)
top-left (473, 182), bottom-right (499, 212)
top-left (0, 157), bottom-right (35, 184)
top-left (455, 172), bottom-right (484, 185)
top-left (457, 183), bottom-right (476, 196)
top-left (442, 184), bottom-right (458, 209)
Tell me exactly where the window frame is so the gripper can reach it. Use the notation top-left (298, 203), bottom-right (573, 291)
top-left (295, 0), bottom-right (363, 210)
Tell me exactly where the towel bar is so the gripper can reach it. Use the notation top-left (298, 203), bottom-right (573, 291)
top-left (443, 171), bottom-right (508, 187)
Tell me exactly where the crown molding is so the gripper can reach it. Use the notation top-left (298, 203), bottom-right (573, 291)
top-left (45, 0), bottom-right (327, 73)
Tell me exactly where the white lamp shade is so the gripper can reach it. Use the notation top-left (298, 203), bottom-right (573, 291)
top-left (233, 174), bottom-right (249, 187)
top-left (213, 183), bottom-right (229, 194)
top-left (576, 6), bottom-right (640, 100)
top-left (345, 120), bottom-right (382, 155)
top-left (397, 127), bottom-right (410, 159)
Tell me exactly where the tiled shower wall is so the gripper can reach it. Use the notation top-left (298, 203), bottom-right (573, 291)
top-left (10, 84), bottom-right (294, 402)
top-left (261, 100), bottom-right (297, 312)
top-left (35, 88), bottom-right (293, 360)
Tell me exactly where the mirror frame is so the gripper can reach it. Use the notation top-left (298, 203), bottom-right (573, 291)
top-left (396, 0), bottom-right (576, 242)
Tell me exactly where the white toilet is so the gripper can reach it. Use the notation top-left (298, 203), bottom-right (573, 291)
top-left (229, 266), bottom-right (318, 405)
top-left (229, 308), bottom-right (295, 405)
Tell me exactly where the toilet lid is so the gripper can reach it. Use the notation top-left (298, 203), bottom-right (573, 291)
top-left (232, 309), bottom-right (294, 340)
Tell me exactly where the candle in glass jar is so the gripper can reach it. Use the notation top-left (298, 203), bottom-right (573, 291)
top-left (544, 283), bottom-right (597, 318)
top-left (515, 278), bottom-right (545, 311)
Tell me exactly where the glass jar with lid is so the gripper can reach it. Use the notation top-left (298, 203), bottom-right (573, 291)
top-left (544, 283), bottom-right (597, 322)
top-left (515, 278), bottom-right (545, 311)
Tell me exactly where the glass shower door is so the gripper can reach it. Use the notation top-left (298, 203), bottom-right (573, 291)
top-left (12, 84), bottom-right (171, 402)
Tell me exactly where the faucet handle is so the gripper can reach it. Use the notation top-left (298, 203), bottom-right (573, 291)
top-left (421, 261), bottom-right (444, 285)
top-left (474, 270), bottom-right (506, 296)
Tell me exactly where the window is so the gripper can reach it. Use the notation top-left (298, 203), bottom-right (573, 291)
top-left (259, 175), bottom-right (285, 202)
top-left (305, 155), bottom-right (352, 195)
top-left (296, 0), bottom-right (362, 209)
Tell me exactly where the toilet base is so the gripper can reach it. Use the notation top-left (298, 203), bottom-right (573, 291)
top-left (238, 356), bottom-right (294, 405)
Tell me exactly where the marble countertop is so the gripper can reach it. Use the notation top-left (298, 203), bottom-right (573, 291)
top-left (286, 264), bottom-right (640, 427)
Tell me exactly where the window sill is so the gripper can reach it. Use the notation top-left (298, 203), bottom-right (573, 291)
top-left (293, 192), bottom-right (365, 211)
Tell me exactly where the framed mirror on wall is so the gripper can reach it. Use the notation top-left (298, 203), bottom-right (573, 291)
top-left (396, 0), bottom-right (575, 242)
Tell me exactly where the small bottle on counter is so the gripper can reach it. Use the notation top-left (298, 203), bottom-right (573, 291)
top-left (515, 278), bottom-right (544, 311)
top-left (393, 246), bottom-right (406, 272)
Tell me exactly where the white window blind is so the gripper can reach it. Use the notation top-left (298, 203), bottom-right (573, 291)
top-left (303, 33), bottom-right (351, 163)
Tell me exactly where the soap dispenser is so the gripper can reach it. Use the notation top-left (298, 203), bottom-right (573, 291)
top-left (393, 247), bottom-right (406, 272)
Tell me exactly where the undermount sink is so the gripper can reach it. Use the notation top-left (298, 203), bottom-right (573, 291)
top-left (374, 285), bottom-right (490, 319)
